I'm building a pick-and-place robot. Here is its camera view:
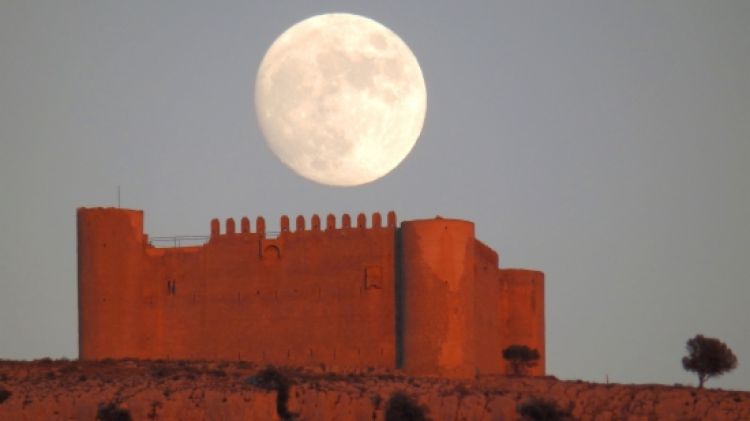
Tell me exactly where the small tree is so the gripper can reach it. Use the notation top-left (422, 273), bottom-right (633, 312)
top-left (502, 345), bottom-right (540, 376)
top-left (682, 334), bottom-right (737, 388)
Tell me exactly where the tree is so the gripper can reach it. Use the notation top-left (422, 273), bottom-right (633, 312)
top-left (502, 345), bottom-right (540, 376)
top-left (682, 334), bottom-right (737, 388)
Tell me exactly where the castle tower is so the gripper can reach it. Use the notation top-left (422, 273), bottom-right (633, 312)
top-left (77, 208), bottom-right (148, 359)
top-left (400, 218), bottom-right (478, 377)
top-left (498, 269), bottom-right (545, 375)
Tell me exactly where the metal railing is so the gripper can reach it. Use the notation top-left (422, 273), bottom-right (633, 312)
top-left (149, 231), bottom-right (283, 248)
top-left (149, 235), bottom-right (210, 248)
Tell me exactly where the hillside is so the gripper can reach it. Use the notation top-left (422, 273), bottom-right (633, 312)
top-left (0, 359), bottom-right (747, 420)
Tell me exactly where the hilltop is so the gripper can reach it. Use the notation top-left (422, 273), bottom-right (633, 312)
top-left (0, 359), bottom-right (748, 420)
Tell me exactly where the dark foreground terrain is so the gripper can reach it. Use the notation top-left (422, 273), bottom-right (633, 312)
top-left (0, 359), bottom-right (748, 420)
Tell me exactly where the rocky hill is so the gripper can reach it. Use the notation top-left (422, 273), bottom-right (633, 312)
top-left (0, 359), bottom-right (747, 420)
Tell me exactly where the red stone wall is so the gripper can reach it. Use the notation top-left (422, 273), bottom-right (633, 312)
top-left (78, 208), bottom-right (397, 370)
top-left (473, 240), bottom-right (504, 375)
top-left (77, 208), bottom-right (148, 359)
top-left (77, 208), bottom-right (545, 378)
top-left (498, 269), bottom-right (545, 375)
top-left (400, 219), bottom-right (478, 377)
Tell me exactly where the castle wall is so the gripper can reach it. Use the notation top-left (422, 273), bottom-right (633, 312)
top-left (78, 208), bottom-right (397, 370)
top-left (497, 269), bottom-right (545, 375)
top-left (77, 208), bottom-right (545, 378)
top-left (473, 240), bottom-right (504, 375)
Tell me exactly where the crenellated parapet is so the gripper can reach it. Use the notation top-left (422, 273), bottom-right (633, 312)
top-left (208, 211), bottom-right (398, 239)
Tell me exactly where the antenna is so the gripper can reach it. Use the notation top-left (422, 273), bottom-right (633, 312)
top-left (117, 185), bottom-right (121, 208)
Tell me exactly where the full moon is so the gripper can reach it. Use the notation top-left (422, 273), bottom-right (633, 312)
top-left (255, 13), bottom-right (427, 186)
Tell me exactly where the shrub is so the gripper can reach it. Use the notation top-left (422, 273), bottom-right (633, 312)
top-left (502, 345), bottom-right (540, 376)
top-left (96, 403), bottom-right (132, 421)
top-left (0, 388), bottom-right (11, 404)
top-left (385, 391), bottom-right (429, 421)
top-left (517, 397), bottom-right (572, 421)
top-left (682, 334), bottom-right (738, 388)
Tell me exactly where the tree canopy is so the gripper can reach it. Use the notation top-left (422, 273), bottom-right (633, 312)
top-left (502, 345), bottom-right (540, 376)
top-left (682, 334), bottom-right (737, 388)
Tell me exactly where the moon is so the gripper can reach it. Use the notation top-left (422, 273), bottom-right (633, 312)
top-left (255, 13), bottom-right (427, 186)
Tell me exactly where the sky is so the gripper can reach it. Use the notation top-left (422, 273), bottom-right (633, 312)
top-left (1, 1), bottom-right (748, 390)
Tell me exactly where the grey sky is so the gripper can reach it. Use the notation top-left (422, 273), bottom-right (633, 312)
top-left (1, 1), bottom-right (748, 390)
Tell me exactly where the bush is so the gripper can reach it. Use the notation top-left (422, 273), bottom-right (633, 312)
top-left (0, 388), bottom-right (11, 404)
top-left (682, 334), bottom-right (738, 388)
top-left (385, 392), bottom-right (429, 421)
top-left (502, 345), bottom-right (540, 376)
top-left (96, 403), bottom-right (132, 421)
top-left (517, 397), bottom-right (572, 421)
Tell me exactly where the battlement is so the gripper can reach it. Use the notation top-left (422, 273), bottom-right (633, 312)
top-left (208, 211), bottom-right (398, 238)
top-left (77, 207), bottom-right (545, 379)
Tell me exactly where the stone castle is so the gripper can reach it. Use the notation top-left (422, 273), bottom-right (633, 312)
top-left (77, 207), bottom-right (544, 378)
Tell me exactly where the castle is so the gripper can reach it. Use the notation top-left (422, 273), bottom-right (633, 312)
top-left (77, 207), bottom-right (544, 378)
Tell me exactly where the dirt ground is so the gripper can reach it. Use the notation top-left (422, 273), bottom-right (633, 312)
top-left (0, 359), bottom-right (748, 420)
